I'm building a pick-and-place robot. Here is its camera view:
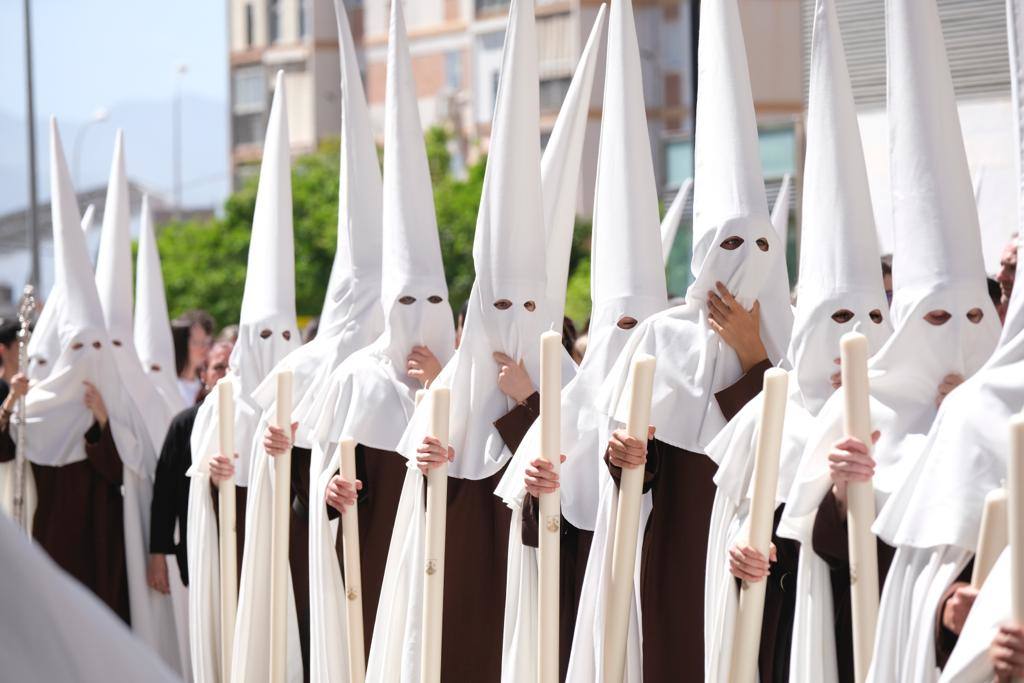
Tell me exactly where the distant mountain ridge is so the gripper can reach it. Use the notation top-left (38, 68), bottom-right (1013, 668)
top-left (0, 94), bottom-right (228, 214)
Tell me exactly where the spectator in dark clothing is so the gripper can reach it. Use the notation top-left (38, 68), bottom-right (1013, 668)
top-left (147, 340), bottom-right (233, 590)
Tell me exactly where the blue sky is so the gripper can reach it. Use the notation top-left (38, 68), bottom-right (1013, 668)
top-left (0, 0), bottom-right (230, 211)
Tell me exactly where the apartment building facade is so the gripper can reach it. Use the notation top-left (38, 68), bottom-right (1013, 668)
top-left (227, 0), bottom-right (695, 209)
top-left (227, 0), bottom-right (350, 187)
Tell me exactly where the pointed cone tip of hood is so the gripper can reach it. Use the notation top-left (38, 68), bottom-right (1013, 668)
top-left (380, 0), bottom-right (447, 306)
top-left (887, 0), bottom-right (986, 294)
top-left (691, 0), bottom-right (771, 253)
top-left (471, 0), bottom-right (546, 291)
top-left (239, 72), bottom-right (297, 326)
top-left (590, 0), bottom-right (667, 312)
top-left (798, 0), bottom-right (884, 305)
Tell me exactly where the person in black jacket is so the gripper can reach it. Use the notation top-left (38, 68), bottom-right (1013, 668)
top-left (0, 318), bottom-right (20, 406)
top-left (147, 340), bottom-right (232, 591)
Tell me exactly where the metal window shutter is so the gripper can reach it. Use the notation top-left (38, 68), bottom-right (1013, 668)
top-left (801, 0), bottom-right (1010, 106)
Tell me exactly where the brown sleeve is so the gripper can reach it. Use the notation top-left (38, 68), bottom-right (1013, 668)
top-left (290, 446), bottom-right (312, 510)
top-left (714, 358), bottom-right (773, 422)
top-left (493, 391), bottom-right (541, 453)
top-left (521, 494), bottom-right (539, 548)
top-left (84, 421), bottom-right (123, 485)
top-left (0, 424), bottom-right (14, 463)
top-left (811, 489), bottom-right (849, 568)
top-left (934, 561), bottom-right (975, 670)
top-left (604, 438), bottom-right (661, 494)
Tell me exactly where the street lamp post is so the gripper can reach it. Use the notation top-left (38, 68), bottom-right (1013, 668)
top-left (72, 107), bottom-right (110, 187)
top-left (22, 0), bottom-right (39, 291)
top-left (172, 63), bottom-right (188, 218)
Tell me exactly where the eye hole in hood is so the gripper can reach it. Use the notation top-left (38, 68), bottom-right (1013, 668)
top-left (924, 310), bottom-right (952, 326)
top-left (830, 309), bottom-right (854, 324)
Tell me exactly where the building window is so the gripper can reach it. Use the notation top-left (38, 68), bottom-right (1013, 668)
top-left (476, 0), bottom-right (510, 13)
top-left (491, 70), bottom-right (500, 109)
top-left (298, 0), bottom-right (308, 39)
top-left (539, 77), bottom-right (571, 114)
top-left (445, 51), bottom-right (462, 90)
top-left (244, 3), bottom-right (255, 47)
top-left (233, 66), bottom-right (266, 115)
top-left (233, 112), bottom-right (266, 147)
top-left (268, 0), bottom-right (281, 43)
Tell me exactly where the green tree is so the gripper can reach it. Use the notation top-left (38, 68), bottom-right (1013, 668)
top-left (159, 138), bottom-right (343, 326)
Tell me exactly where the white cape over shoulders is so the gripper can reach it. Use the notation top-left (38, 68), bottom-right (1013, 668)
top-left (702, 379), bottom-right (819, 682)
top-left (229, 424), bottom-right (304, 682)
top-left (365, 465), bottom-right (427, 682)
top-left (187, 472), bottom-right (222, 683)
top-left (308, 442), bottom-right (353, 683)
top-left (866, 545), bottom-right (971, 683)
top-left (938, 548), bottom-right (1010, 683)
top-left (564, 474), bottom-right (651, 683)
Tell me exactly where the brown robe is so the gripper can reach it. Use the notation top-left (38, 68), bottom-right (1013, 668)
top-left (438, 391), bottom-right (541, 682)
top-left (286, 441), bottom-right (408, 676)
top-left (753, 506), bottom-right (800, 682)
top-left (811, 489), bottom-right (896, 683)
top-left (606, 359), bottom-right (771, 683)
top-left (0, 421), bottom-right (130, 623)
top-left (521, 495), bottom-right (593, 681)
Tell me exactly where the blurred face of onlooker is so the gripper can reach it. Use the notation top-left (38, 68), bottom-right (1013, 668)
top-left (189, 324), bottom-right (212, 371)
top-left (202, 343), bottom-right (233, 390)
top-left (996, 237), bottom-right (1018, 322)
top-left (0, 321), bottom-right (19, 381)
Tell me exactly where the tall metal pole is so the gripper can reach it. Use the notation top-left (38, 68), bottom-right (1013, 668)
top-left (172, 64), bottom-right (188, 219)
top-left (22, 0), bottom-right (40, 291)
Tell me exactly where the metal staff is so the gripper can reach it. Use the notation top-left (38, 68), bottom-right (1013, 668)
top-left (12, 284), bottom-right (36, 533)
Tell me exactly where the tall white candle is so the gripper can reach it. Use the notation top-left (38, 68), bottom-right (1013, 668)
top-left (270, 370), bottom-right (293, 682)
top-left (538, 331), bottom-right (562, 683)
top-left (420, 387), bottom-right (450, 683)
top-left (972, 486), bottom-right (1008, 589)
top-left (216, 379), bottom-right (237, 683)
top-left (603, 354), bottom-right (657, 683)
top-left (1009, 414), bottom-right (1024, 639)
top-left (839, 332), bottom-right (879, 683)
top-left (728, 368), bottom-right (789, 683)
top-left (339, 438), bottom-right (365, 683)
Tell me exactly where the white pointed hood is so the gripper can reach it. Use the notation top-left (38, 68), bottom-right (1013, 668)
top-left (397, 0), bottom-right (555, 480)
top-left (872, 0), bottom-right (1024, 552)
top-left (312, 0), bottom-right (454, 453)
top-left (27, 206), bottom-right (94, 381)
top-left (134, 194), bottom-right (185, 416)
top-left (781, 0), bottom-right (1001, 541)
top-left (770, 173), bottom-right (792, 238)
top-left (317, 0), bottom-right (385, 340)
top-left (540, 3), bottom-right (607, 324)
top-left (497, 0), bottom-right (668, 527)
top-left (231, 71), bottom-right (301, 400)
top-left (861, 0), bottom-right (1000, 429)
top-left (595, 0), bottom-right (793, 452)
top-left (95, 132), bottom-right (173, 454)
top-left (249, 6), bottom-right (385, 448)
top-left (786, 0), bottom-right (893, 415)
top-left (661, 177), bottom-right (693, 264)
top-left (95, 131), bottom-right (134, 342)
top-left (21, 120), bottom-right (140, 475)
